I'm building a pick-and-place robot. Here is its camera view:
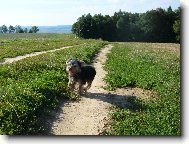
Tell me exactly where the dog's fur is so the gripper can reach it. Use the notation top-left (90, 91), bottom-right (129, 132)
top-left (66, 58), bottom-right (96, 95)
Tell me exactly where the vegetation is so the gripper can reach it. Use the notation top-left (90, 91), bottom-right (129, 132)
top-left (0, 25), bottom-right (39, 33)
top-left (0, 32), bottom-right (180, 135)
top-left (104, 43), bottom-right (180, 135)
top-left (0, 5), bottom-right (181, 135)
top-left (0, 38), bottom-right (107, 135)
top-left (0, 33), bottom-right (96, 62)
top-left (173, 8), bottom-right (181, 42)
top-left (72, 6), bottom-right (180, 43)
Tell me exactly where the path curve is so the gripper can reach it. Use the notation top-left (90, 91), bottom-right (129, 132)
top-left (49, 44), bottom-right (155, 135)
top-left (0, 44), bottom-right (84, 64)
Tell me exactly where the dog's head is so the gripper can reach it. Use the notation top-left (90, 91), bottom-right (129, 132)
top-left (66, 58), bottom-right (85, 76)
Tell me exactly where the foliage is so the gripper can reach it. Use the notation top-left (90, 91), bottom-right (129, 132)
top-left (0, 36), bottom-right (107, 135)
top-left (9, 25), bottom-right (15, 33)
top-left (173, 7), bottom-right (181, 42)
top-left (0, 25), bottom-right (39, 33)
top-left (0, 25), bottom-right (8, 33)
top-left (140, 7), bottom-right (177, 42)
top-left (72, 13), bottom-right (116, 41)
top-left (72, 7), bottom-right (180, 43)
top-left (0, 33), bottom-right (97, 62)
top-left (15, 25), bottom-right (24, 33)
top-left (104, 43), bottom-right (180, 135)
top-left (29, 26), bottom-right (39, 33)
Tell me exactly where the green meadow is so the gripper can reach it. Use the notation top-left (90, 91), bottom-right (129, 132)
top-left (0, 34), bottom-right (180, 135)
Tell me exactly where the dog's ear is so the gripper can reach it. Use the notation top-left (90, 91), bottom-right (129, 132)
top-left (66, 58), bottom-right (72, 64)
top-left (77, 60), bottom-right (85, 68)
top-left (77, 61), bottom-right (82, 68)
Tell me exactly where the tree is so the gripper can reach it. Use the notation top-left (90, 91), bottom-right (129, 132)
top-left (116, 15), bottom-right (130, 41)
top-left (101, 15), bottom-right (116, 41)
top-left (129, 13), bottom-right (143, 41)
top-left (72, 13), bottom-right (116, 41)
top-left (29, 26), bottom-right (39, 33)
top-left (165, 6), bottom-right (177, 42)
top-left (173, 7), bottom-right (181, 43)
top-left (0, 25), bottom-right (8, 33)
top-left (9, 25), bottom-right (15, 33)
top-left (24, 28), bottom-right (28, 33)
top-left (139, 7), bottom-right (177, 42)
top-left (15, 25), bottom-right (24, 33)
top-left (72, 14), bottom-right (96, 38)
top-left (72, 7), bottom-right (180, 43)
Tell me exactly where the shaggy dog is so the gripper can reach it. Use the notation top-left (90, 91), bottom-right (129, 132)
top-left (66, 58), bottom-right (96, 95)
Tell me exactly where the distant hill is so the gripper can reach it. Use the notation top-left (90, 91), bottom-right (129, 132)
top-left (23, 25), bottom-right (72, 33)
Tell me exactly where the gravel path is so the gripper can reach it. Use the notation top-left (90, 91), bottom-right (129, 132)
top-left (50, 44), bottom-right (113, 135)
top-left (49, 44), bottom-right (154, 135)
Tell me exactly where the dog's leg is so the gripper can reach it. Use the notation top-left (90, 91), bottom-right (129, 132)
top-left (68, 82), bottom-right (75, 91)
top-left (85, 81), bottom-right (92, 90)
top-left (83, 81), bottom-right (92, 93)
top-left (67, 77), bottom-right (75, 91)
top-left (78, 81), bottom-right (84, 96)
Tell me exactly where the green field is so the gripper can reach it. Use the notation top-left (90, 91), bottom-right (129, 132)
top-left (0, 34), bottom-right (107, 134)
top-left (0, 34), bottom-right (180, 135)
top-left (104, 42), bottom-right (180, 135)
top-left (0, 33), bottom-right (98, 62)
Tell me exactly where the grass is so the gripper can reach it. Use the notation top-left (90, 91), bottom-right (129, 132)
top-left (0, 33), bottom-right (180, 135)
top-left (0, 33), bottom-right (97, 62)
top-left (104, 42), bottom-right (180, 135)
top-left (0, 34), bottom-right (107, 135)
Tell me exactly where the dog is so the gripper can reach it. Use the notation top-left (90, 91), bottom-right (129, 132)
top-left (66, 58), bottom-right (96, 95)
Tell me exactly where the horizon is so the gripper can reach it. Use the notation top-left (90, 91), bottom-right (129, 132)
top-left (22, 25), bottom-right (72, 27)
top-left (1, 0), bottom-right (181, 26)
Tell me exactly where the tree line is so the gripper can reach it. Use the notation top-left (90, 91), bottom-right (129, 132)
top-left (72, 6), bottom-right (180, 43)
top-left (0, 25), bottom-right (39, 33)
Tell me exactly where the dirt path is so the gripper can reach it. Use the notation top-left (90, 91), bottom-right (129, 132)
top-left (49, 44), bottom-right (113, 135)
top-left (1, 42), bottom-right (154, 135)
top-left (0, 44), bottom-right (84, 64)
top-left (49, 44), bottom-right (154, 135)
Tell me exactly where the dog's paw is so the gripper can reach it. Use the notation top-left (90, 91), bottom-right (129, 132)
top-left (82, 87), bottom-right (87, 94)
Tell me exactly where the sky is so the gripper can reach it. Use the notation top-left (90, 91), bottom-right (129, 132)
top-left (0, 0), bottom-right (181, 26)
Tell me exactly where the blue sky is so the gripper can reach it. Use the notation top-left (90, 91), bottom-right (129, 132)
top-left (0, 0), bottom-right (180, 26)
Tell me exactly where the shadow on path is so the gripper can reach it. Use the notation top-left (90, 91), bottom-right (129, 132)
top-left (86, 92), bottom-right (146, 111)
top-left (43, 90), bottom-right (146, 135)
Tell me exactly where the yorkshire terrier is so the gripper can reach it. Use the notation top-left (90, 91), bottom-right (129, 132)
top-left (66, 58), bottom-right (96, 95)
